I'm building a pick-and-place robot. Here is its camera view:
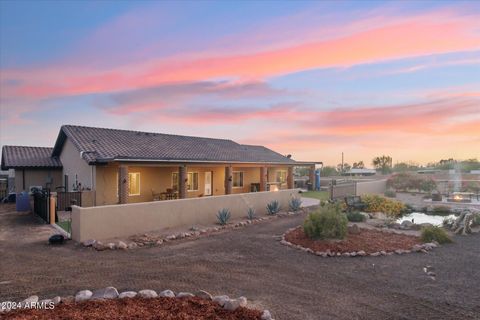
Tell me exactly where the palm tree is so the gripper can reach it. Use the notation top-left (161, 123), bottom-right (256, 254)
top-left (372, 155), bottom-right (393, 174)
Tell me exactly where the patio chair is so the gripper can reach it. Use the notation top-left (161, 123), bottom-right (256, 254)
top-left (344, 196), bottom-right (367, 212)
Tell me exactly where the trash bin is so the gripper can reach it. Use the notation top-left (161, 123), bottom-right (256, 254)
top-left (16, 191), bottom-right (31, 212)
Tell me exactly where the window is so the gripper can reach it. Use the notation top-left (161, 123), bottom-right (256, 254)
top-left (232, 171), bottom-right (244, 188)
top-left (172, 172), bottom-right (198, 191)
top-left (276, 170), bottom-right (287, 184)
top-left (129, 172), bottom-right (140, 196)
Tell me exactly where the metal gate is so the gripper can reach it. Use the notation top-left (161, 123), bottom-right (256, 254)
top-left (33, 189), bottom-right (50, 223)
top-left (57, 191), bottom-right (82, 211)
top-left (330, 180), bottom-right (357, 200)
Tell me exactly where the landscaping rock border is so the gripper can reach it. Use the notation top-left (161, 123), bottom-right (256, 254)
top-left (82, 209), bottom-right (311, 251)
top-left (280, 226), bottom-right (440, 258)
top-left (0, 287), bottom-right (275, 319)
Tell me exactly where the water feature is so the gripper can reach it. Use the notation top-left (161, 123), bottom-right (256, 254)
top-left (396, 212), bottom-right (457, 226)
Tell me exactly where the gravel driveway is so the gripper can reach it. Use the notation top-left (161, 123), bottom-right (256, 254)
top-left (0, 205), bottom-right (479, 320)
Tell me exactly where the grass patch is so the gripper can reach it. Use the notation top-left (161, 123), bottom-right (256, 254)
top-left (56, 221), bottom-right (71, 233)
top-left (300, 191), bottom-right (329, 201)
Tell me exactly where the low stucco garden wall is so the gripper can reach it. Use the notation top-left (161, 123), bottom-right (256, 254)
top-left (356, 179), bottom-right (387, 196)
top-left (72, 189), bottom-right (300, 242)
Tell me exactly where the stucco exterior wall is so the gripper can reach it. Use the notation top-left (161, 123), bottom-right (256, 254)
top-left (72, 188), bottom-right (300, 242)
top-left (60, 138), bottom-right (95, 191)
top-left (14, 168), bottom-right (62, 192)
top-left (356, 179), bottom-right (387, 195)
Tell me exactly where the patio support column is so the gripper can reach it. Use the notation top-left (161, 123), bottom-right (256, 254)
top-left (287, 166), bottom-right (294, 189)
top-left (260, 166), bottom-right (268, 191)
top-left (118, 165), bottom-right (129, 204)
top-left (225, 165), bottom-right (232, 195)
top-left (308, 165), bottom-right (315, 191)
top-left (178, 165), bottom-right (187, 199)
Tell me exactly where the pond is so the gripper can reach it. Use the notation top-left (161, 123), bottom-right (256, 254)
top-left (396, 212), bottom-right (457, 226)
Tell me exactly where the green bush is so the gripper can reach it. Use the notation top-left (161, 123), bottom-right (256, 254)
top-left (216, 208), bottom-right (231, 225)
top-left (266, 200), bottom-right (280, 215)
top-left (346, 211), bottom-right (366, 222)
top-left (384, 190), bottom-right (396, 198)
top-left (421, 226), bottom-right (452, 244)
top-left (303, 205), bottom-right (348, 240)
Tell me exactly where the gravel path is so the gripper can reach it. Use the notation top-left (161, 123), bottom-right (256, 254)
top-left (1, 205), bottom-right (479, 320)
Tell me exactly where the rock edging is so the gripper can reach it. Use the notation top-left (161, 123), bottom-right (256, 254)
top-left (280, 227), bottom-right (440, 257)
top-left (0, 287), bottom-right (275, 319)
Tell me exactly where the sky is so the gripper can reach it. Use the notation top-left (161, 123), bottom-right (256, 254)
top-left (0, 0), bottom-right (479, 167)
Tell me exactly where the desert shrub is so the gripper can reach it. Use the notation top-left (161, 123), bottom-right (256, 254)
top-left (429, 205), bottom-right (452, 216)
top-left (421, 226), bottom-right (452, 244)
top-left (246, 207), bottom-right (256, 220)
top-left (303, 204), bottom-right (348, 240)
top-left (266, 200), bottom-right (280, 215)
top-left (384, 190), bottom-right (396, 198)
top-left (362, 194), bottom-right (406, 218)
top-left (216, 208), bottom-right (231, 225)
top-left (289, 197), bottom-right (302, 212)
top-left (346, 211), bottom-right (366, 222)
top-left (387, 173), bottom-right (437, 192)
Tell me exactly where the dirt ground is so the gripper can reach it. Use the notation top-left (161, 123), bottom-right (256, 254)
top-left (0, 204), bottom-right (479, 320)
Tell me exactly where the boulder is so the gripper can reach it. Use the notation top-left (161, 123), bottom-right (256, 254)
top-left (261, 310), bottom-right (273, 320)
top-left (51, 296), bottom-right (61, 305)
top-left (82, 239), bottom-right (96, 247)
top-left (401, 220), bottom-right (414, 229)
top-left (224, 299), bottom-right (241, 311)
top-left (93, 241), bottom-right (107, 251)
top-left (128, 242), bottom-right (138, 249)
top-left (238, 296), bottom-right (247, 307)
top-left (91, 287), bottom-right (119, 300)
top-left (213, 295), bottom-right (229, 307)
top-left (357, 250), bottom-right (366, 256)
top-left (75, 290), bottom-right (93, 302)
top-left (20, 295), bottom-right (39, 307)
top-left (116, 241), bottom-right (128, 250)
top-left (106, 243), bottom-right (116, 250)
top-left (159, 290), bottom-right (175, 298)
top-left (138, 289), bottom-right (158, 298)
top-left (194, 290), bottom-right (212, 300)
top-left (176, 292), bottom-right (194, 298)
top-left (119, 291), bottom-right (137, 299)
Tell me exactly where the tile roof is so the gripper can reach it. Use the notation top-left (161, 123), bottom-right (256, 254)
top-left (52, 125), bottom-right (297, 165)
top-left (1, 146), bottom-right (62, 169)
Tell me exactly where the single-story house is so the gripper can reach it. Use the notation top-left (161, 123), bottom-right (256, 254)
top-left (1, 125), bottom-right (319, 206)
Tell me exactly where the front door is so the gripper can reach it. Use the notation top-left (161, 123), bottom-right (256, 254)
top-left (204, 171), bottom-right (212, 196)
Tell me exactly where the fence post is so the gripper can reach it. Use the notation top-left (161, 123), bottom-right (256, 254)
top-left (50, 195), bottom-right (56, 224)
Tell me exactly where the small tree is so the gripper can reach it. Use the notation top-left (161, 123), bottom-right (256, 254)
top-left (372, 155), bottom-right (393, 174)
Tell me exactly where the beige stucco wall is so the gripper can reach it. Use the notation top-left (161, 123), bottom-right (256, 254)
top-left (14, 168), bottom-right (62, 192)
top-left (356, 179), bottom-right (387, 195)
top-left (60, 138), bottom-right (95, 191)
top-left (72, 188), bottom-right (300, 242)
top-left (94, 164), bottom-right (291, 206)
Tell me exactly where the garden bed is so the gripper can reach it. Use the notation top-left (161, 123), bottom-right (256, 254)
top-left (3, 297), bottom-right (262, 320)
top-left (284, 226), bottom-right (421, 254)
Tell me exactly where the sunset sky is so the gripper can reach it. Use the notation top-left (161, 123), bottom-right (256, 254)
top-left (1, 0), bottom-right (479, 166)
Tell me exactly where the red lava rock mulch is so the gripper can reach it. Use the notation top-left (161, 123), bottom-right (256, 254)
top-left (285, 227), bottom-right (421, 254)
top-left (3, 297), bottom-right (262, 320)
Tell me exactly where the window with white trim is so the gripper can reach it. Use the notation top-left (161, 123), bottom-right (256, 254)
top-left (129, 172), bottom-right (141, 196)
top-left (276, 170), bottom-right (287, 184)
top-left (232, 171), bottom-right (244, 188)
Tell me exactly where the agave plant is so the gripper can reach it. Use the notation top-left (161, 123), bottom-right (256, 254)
top-left (247, 207), bottom-right (256, 220)
top-left (217, 208), bottom-right (231, 225)
top-left (289, 197), bottom-right (302, 212)
top-left (266, 200), bottom-right (280, 215)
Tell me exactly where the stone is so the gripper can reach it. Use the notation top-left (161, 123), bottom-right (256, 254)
top-left (261, 310), bottom-right (273, 320)
top-left (166, 235), bottom-right (176, 240)
top-left (213, 295), bottom-right (230, 306)
top-left (395, 249), bottom-right (404, 254)
top-left (106, 243), bottom-right (116, 250)
top-left (159, 290), bottom-right (175, 298)
top-left (370, 252), bottom-right (381, 257)
top-left (342, 252), bottom-right (351, 257)
top-left (411, 244), bottom-right (423, 252)
top-left (401, 220), bottom-right (414, 229)
top-left (93, 241), bottom-right (107, 251)
top-left (128, 242), bottom-right (138, 249)
top-left (380, 251), bottom-right (387, 256)
top-left (83, 239), bottom-right (96, 247)
top-left (350, 252), bottom-right (357, 257)
top-left (138, 289), bottom-right (158, 298)
top-left (224, 299), bottom-right (241, 311)
top-left (119, 291), bottom-right (137, 299)
top-left (75, 290), bottom-right (93, 302)
top-left (177, 292), bottom-right (195, 298)
top-left (194, 290), bottom-right (212, 300)
top-left (357, 250), bottom-right (367, 256)
top-left (238, 296), bottom-right (247, 307)
top-left (116, 241), bottom-right (128, 250)
top-left (51, 296), bottom-right (61, 305)
top-left (20, 295), bottom-right (39, 307)
top-left (156, 239), bottom-right (164, 245)
top-left (39, 299), bottom-right (52, 306)
top-left (348, 224), bottom-right (361, 235)
top-left (91, 286), bottom-right (119, 300)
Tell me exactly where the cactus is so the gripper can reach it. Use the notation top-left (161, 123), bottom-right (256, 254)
top-left (289, 197), bottom-right (302, 212)
top-left (217, 208), bottom-right (231, 225)
top-left (247, 207), bottom-right (256, 220)
top-left (266, 200), bottom-right (280, 215)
